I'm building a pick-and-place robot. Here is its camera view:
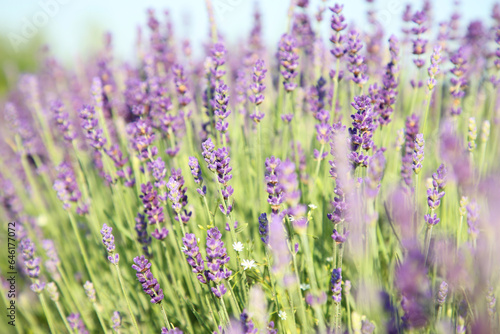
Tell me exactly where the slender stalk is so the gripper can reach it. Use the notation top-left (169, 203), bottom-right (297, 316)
top-left (114, 265), bottom-right (140, 334)
top-left (160, 303), bottom-right (172, 329)
top-left (39, 293), bottom-right (56, 333)
top-left (92, 303), bottom-right (108, 333)
top-left (55, 301), bottom-right (73, 333)
top-left (424, 224), bottom-right (434, 264)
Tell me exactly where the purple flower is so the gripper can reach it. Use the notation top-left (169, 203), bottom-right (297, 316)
top-left (100, 223), bottom-right (119, 264)
top-left (249, 59), bottom-right (267, 107)
top-left (51, 100), bottom-right (75, 142)
top-left (20, 238), bottom-right (41, 280)
top-left (79, 105), bottom-right (107, 150)
top-left (265, 156), bottom-right (283, 214)
top-left (276, 159), bottom-right (303, 217)
top-left (258, 213), bottom-right (269, 244)
top-left (331, 268), bottom-right (342, 303)
top-left (329, 4), bottom-right (347, 59)
top-left (432, 164), bottom-right (447, 191)
top-left (140, 182), bottom-right (165, 225)
top-left (346, 30), bottom-right (369, 86)
top-left (348, 96), bottom-right (375, 167)
top-left (111, 311), bottom-right (121, 331)
top-left (83, 281), bottom-right (96, 303)
top-left (67, 313), bottom-right (88, 334)
top-left (240, 309), bottom-right (258, 334)
top-left (437, 281), bottom-right (448, 306)
top-left (331, 229), bottom-right (348, 244)
top-left (427, 46), bottom-right (442, 90)
top-left (412, 134), bottom-right (425, 174)
top-left (42, 240), bottom-right (60, 280)
top-left (128, 120), bottom-right (157, 162)
top-left (214, 82), bottom-right (231, 135)
top-left (132, 255), bottom-right (164, 303)
top-left (214, 147), bottom-right (234, 215)
top-left (269, 214), bottom-right (292, 278)
top-left (378, 35), bottom-right (400, 126)
top-left (172, 64), bottom-right (191, 107)
top-left (278, 34), bottom-right (299, 92)
top-left (305, 292), bottom-right (327, 306)
top-left (424, 213), bottom-right (440, 226)
top-left (401, 114), bottom-right (420, 187)
top-left (427, 187), bottom-right (445, 211)
top-left (365, 150), bottom-right (386, 198)
top-left (167, 169), bottom-right (192, 223)
top-left (53, 162), bottom-right (83, 211)
top-left (205, 227), bottom-right (231, 297)
top-left (449, 48), bottom-right (467, 116)
top-left (188, 157), bottom-right (207, 196)
top-left (147, 157), bottom-right (167, 189)
top-left (151, 227), bottom-right (169, 241)
top-left (182, 233), bottom-right (207, 284)
top-left (135, 213), bottom-right (152, 257)
top-left (411, 11), bottom-right (428, 69)
top-left (466, 200), bottom-right (480, 238)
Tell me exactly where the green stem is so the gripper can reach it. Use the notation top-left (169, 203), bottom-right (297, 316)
top-left (424, 224), bottom-right (434, 264)
top-left (39, 293), bottom-right (56, 333)
top-left (93, 303), bottom-right (108, 333)
top-left (55, 301), bottom-right (73, 333)
top-left (114, 265), bottom-right (140, 334)
top-left (160, 303), bottom-right (172, 329)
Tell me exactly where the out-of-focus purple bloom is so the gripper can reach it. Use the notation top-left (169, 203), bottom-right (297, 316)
top-left (79, 105), bottom-right (107, 150)
top-left (111, 311), bottom-right (121, 331)
top-left (265, 156), bottom-right (283, 214)
top-left (432, 164), bottom-right (447, 191)
top-left (132, 255), bottom-right (164, 304)
top-left (83, 281), bottom-right (96, 303)
top-left (269, 214), bottom-right (292, 281)
top-left (427, 46), bottom-right (442, 90)
top-left (182, 233), bottom-right (207, 284)
top-left (42, 240), bottom-right (60, 280)
top-left (258, 213), bottom-right (269, 244)
top-left (100, 223), bottom-right (119, 264)
top-left (162, 328), bottom-right (183, 334)
top-left (188, 157), bottom-right (207, 196)
top-left (396, 247), bottom-right (431, 329)
top-left (172, 64), bottom-right (192, 107)
top-left (281, 113), bottom-right (294, 123)
top-left (20, 238), bottom-right (42, 280)
top-left (331, 268), bottom-right (342, 303)
top-left (346, 30), bottom-right (369, 86)
top-left (205, 227), bottom-right (231, 298)
top-left (436, 281), bottom-right (448, 306)
top-left (466, 200), bottom-right (480, 239)
top-left (151, 227), bottom-right (169, 241)
top-left (240, 309), bottom-right (258, 334)
top-left (401, 114), bottom-right (420, 187)
top-left (51, 100), bottom-right (75, 142)
top-left (128, 120), bottom-right (157, 162)
top-left (449, 48), bottom-right (467, 116)
top-left (202, 138), bottom-right (217, 172)
top-left (147, 157), bottom-right (167, 189)
top-left (365, 150), bottom-right (386, 198)
top-left (278, 34), bottom-right (299, 92)
top-left (53, 162), bottom-right (85, 213)
top-left (348, 95), bottom-right (375, 168)
top-left (249, 59), bottom-right (267, 122)
top-left (467, 117), bottom-right (477, 152)
top-left (305, 291), bottom-right (327, 306)
top-left (168, 169), bottom-right (192, 223)
top-left (135, 213), bottom-right (152, 257)
top-left (292, 13), bottom-right (315, 55)
top-left (276, 159), bottom-right (304, 218)
top-left (67, 313), bottom-right (88, 334)
top-left (412, 134), bottom-right (424, 174)
top-left (411, 11), bottom-right (428, 69)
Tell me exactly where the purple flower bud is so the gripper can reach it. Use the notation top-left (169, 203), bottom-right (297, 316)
top-left (331, 268), bottom-right (342, 303)
top-left (278, 34), bottom-right (299, 92)
top-left (67, 313), bottom-right (88, 334)
top-left (101, 223), bottom-right (120, 264)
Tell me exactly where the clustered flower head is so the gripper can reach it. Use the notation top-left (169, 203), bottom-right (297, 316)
top-left (188, 156), bottom-right (207, 196)
top-left (449, 48), bottom-right (467, 116)
top-left (331, 268), bottom-right (342, 303)
top-left (278, 34), bottom-right (300, 92)
top-left (411, 10), bottom-right (428, 69)
top-left (348, 95), bottom-right (375, 167)
top-left (132, 255), bottom-right (164, 303)
top-left (20, 238), bottom-right (45, 293)
top-left (53, 162), bottom-right (88, 214)
top-left (249, 59), bottom-right (267, 122)
top-left (329, 4), bottom-right (347, 60)
top-left (412, 133), bottom-right (425, 174)
top-left (346, 29), bottom-right (369, 87)
top-left (100, 223), bottom-right (119, 264)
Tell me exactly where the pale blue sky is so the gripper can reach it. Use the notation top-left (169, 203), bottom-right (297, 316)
top-left (0, 0), bottom-right (498, 62)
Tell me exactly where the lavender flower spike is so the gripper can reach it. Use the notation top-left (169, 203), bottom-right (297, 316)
top-left (205, 227), bottom-right (232, 298)
top-left (100, 223), bottom-right (119, 264)
top-left (68, 313), bottom-right (89, 334)
top-left (132, 255), bottom-right (164, 303)
top-left (188, 156), bottom-right (207, 196)
top-left (20, 238), bottom-right (45, 293)
top-left (412, 134), bottom-right (424, 174)
top-left (182, 233), bottom-right (207, 284)
top-left (331, 268), bottom-right (342, 303)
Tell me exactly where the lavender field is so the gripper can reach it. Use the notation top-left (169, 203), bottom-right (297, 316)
top-left (0, 0), bottom-right (499, 333)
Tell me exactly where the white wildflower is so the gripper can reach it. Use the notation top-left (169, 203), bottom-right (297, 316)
top-left (241, 259), bottom-right (256, 270)
top-left (278, 310), bottom-right (287, 320)
top-left (233, 241), bottom-right (244, 252)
